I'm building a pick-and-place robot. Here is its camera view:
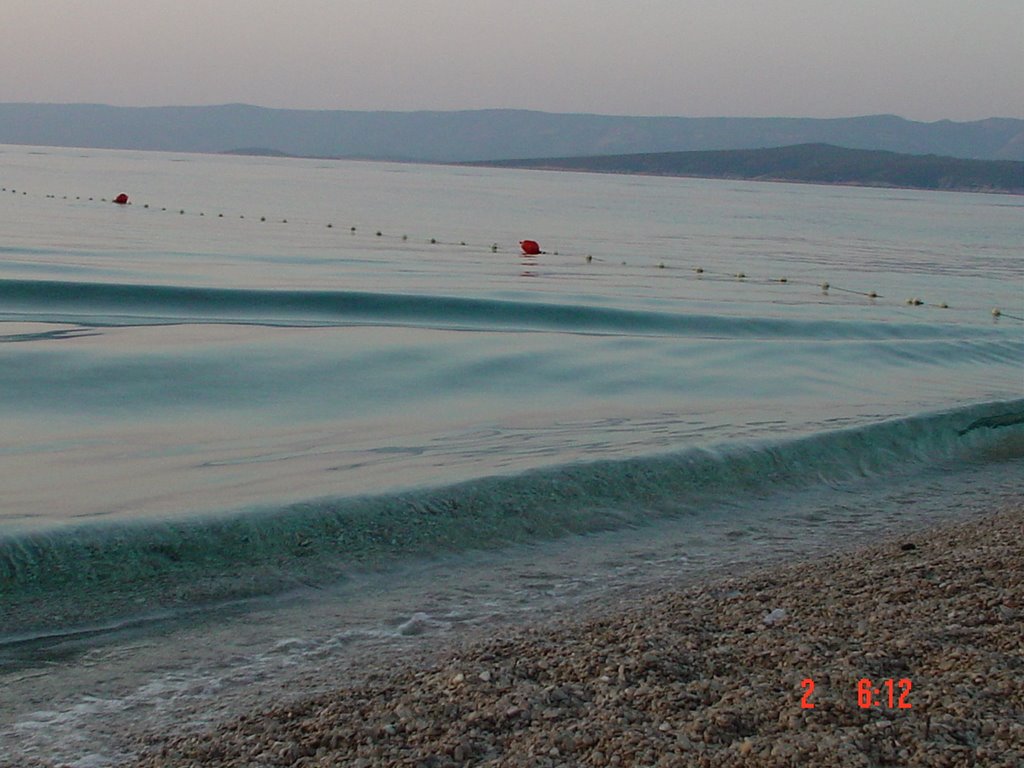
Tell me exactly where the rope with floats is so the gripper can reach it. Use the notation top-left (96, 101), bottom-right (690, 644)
top-left (2, 185), bottom-right (1017, 322)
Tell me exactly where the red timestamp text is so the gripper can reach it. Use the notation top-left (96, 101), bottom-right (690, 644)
top-left (799, 678), bottom-right (912, 710)
top-left (858, 677), bottom-right (912, 709)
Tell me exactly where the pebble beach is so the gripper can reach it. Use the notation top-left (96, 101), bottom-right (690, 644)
top-left (88, 501), bottom-right (1023, 768)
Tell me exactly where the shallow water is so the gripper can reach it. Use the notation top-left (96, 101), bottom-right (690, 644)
top-left (0, 145), bottom-right (1021, 764)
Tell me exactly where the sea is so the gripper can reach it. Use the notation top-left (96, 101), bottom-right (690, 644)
top-left (0, 144), bottom-right (1021, 765)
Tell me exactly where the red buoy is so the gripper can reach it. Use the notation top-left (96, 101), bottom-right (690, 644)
top-left (520, 239), bottom-right (541, 255)
top-left (113, 193), bottom-right (129, 205)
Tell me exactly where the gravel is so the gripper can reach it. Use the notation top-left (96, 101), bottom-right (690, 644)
top-left (19, 503), bottom-right (1024, 767)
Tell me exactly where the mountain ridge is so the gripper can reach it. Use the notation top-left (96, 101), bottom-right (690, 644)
top-left (1, 103), bottom-right (1021, 162)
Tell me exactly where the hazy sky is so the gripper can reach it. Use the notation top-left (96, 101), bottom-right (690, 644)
top-left (2, 0), bottom-right (1021, 121)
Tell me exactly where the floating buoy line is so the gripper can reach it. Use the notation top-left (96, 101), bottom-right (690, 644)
top-left (2, 184), bottom-right (1019, 323)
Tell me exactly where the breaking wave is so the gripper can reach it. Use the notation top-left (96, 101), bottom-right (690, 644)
top-left (2, 398), bottom-right (1021, 637)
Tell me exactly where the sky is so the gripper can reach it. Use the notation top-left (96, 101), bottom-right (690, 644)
top-left (1, 0), bottom-right (1021, 122)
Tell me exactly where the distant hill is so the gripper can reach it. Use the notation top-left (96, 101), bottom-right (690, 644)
top-left (0, 104), bottom-right (1022, 162)
top-left (469, 144), bottom-right (1024, 194)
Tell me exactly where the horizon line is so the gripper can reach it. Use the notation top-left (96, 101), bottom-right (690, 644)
top-left (1, 102), bottom-right (1021, 125)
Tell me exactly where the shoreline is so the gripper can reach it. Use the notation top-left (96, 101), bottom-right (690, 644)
top-left (111, 500), bottom-right (1024, 767)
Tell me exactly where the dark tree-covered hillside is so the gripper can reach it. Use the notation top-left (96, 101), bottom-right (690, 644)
top-left (471, 144), bottom-right (1024, 194)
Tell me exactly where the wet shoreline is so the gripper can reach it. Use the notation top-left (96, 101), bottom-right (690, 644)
top-left (107, 500), bottom-right (1024, 767)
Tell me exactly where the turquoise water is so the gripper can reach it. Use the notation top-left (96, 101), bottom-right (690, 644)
top-left (1, 143), bottom-right (1022, 615)
top-left (0, 145), bottom-right (1021, 764)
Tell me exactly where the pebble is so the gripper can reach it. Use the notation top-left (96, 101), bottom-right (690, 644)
top-left (82, 503), bottom-right (1024, 768)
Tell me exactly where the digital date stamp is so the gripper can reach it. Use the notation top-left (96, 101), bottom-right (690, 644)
top-left (799, 677), bottom-right (912, 710)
